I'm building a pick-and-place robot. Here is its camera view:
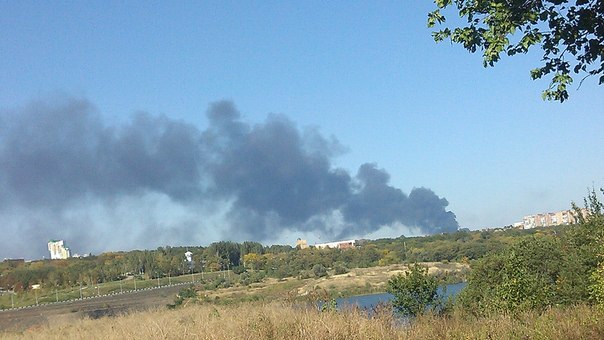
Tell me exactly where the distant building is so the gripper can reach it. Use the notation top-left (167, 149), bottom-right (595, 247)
top-left (314, 239), bottom-right (356, 250)
top-left (48, 240), bottom-right (71, 259)
top-left (519, 208), bottom-right (588, 229)
top-left (295, 238), bottom-right (309, 249)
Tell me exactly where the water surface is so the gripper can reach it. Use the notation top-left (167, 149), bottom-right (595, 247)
top-left (336, 282), bottom-right (467, 310)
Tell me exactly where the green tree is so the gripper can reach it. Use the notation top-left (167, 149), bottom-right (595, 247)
top-left (573, 188), bottom-right (604, 305)
top-left (458, 226), bottom-right (599, 315)
top-left (240, 241), bottom-right (264, 256)
top-left (313, 264), bottom-right (328, 278)
top-left (429, 0), bottom-right (604, 102)
top-left (206, 241), bottom-right (241, 268)
top-left (387, 263), bottom-right (439, 317)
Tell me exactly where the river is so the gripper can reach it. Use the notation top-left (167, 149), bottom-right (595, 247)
top-left (336, 282), bottom-right (467, 311)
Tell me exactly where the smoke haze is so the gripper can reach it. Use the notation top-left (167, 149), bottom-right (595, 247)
top-left (0, 98), bottom-right (458, 258)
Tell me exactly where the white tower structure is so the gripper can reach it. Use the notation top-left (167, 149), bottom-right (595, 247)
top-left (48, 240), bottom-right (71, 259)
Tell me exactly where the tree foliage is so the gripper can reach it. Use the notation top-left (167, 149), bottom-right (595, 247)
top-left (429, 0), bottom-right (604, 102)
top-left (313, 264), bottom-right (328, 278)
top-left (459, 188), bottom-right (604, 315)
top-left (576, 188), bottom-right (604, 306)
top-left (387, 263), bottom-right (439, 317)
top-left (458, 236), bottom-right (580, 314)
top-left (0, 226), bottom-right (558, 294)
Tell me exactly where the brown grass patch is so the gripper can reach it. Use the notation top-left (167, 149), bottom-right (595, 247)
top-left (4, 301), bottom-right (604, 339)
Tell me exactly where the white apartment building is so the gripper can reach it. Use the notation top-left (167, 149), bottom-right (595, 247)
top-left (48, 240), bottom-right (71, 259)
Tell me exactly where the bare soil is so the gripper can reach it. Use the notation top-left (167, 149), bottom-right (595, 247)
top-left (297, 262), bottom-right (467, 296)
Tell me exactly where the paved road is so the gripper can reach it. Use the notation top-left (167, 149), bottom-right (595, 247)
top-left (0, 284), bottom-right (190, 332)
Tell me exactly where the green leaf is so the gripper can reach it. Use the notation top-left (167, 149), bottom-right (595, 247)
top-left (428, 0), bottom-right (603, 102)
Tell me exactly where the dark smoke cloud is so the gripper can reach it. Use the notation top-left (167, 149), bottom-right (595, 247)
top-left (0, 99), bottom-right (203, 208)
top-left (341, 163), bottom-right (458, 236)
top-left (0, 97), bottom-right (458, 258)
top-left (208, 112), bottom-right (352, 225)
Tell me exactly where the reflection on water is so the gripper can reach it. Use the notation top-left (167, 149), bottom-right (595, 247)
top-left (336, 282), bottom-right (467, 310)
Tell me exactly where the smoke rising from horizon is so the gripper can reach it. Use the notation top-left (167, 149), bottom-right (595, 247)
top-left (0, 97), bottom-right (458, 258)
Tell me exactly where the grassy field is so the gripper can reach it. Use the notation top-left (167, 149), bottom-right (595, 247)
top-left (4, 301), bottom-right (604, 339)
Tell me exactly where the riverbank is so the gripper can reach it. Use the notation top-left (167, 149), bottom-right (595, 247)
top-left (199, 262), bottom-right (469, 304)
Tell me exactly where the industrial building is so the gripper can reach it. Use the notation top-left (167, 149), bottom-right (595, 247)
top-left (314, 239), bottom-right (356, 250)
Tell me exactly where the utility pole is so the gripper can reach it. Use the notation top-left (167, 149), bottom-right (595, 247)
top-left (79, 282), bottom-right (83, 299)
top-left (10, 290), bottom-right (14, 309)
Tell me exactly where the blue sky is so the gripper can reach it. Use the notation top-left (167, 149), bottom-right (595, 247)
top-left (1, 1), bottom-right (603, 258)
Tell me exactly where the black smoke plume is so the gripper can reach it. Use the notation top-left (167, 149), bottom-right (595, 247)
top-left (0, 97), bottom-right (458, 258)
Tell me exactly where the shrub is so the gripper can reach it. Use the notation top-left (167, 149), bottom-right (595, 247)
top-left (232, 265), bottom-right (246, 275)
top-left (387, 263), bottom-right (439, 317)
top-left (298, 270), bottom-right (314, 279)
top-left (312, 264), bottom-right (327, 278)
top-left (333, 262), bottom-right (349, 275)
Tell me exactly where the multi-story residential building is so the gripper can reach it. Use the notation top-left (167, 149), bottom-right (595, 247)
top-left (520, 208), bottom-right (588, 229)
top-left (47, 240), bottom-right (71, 259)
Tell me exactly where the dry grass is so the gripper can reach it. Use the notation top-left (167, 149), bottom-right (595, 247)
top-left (4, 302), bottom-right (398, 340)
top-left (4, 301), bottom-right (604, 340)
top-left (408, 305), bottom-right (604, 340)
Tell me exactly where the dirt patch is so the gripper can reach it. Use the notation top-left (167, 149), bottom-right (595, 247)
top-left (297, 262), bottom-right (468, 296)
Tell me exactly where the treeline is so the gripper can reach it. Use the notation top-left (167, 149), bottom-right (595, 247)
top-left (372, 224), bottom-right (566, 264)
top-left (0, 222), bottom-right (564, 292)
top-left (1, 241), bottom-right (276, 291)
